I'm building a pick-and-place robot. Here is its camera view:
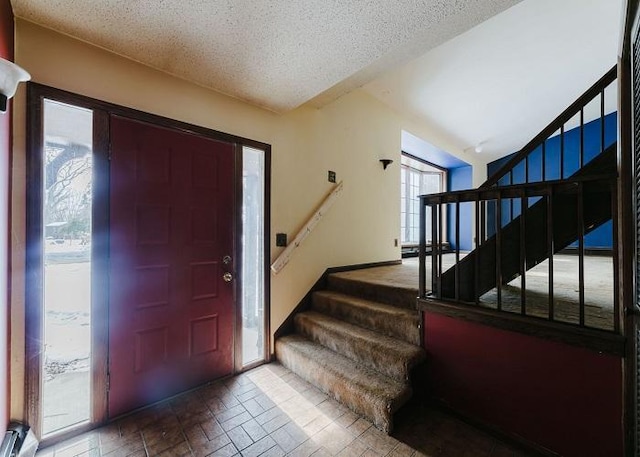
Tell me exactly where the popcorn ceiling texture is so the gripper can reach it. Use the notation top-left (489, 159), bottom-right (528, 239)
top-left (11, 0), bottom-right (519, 112)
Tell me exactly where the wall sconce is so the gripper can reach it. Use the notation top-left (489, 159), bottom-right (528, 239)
top-left (379, 159), bottom-right (393, 170)
top-left (0, 57), bottom-right (30, 113)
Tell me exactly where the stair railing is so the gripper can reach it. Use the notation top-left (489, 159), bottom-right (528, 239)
top-left (419, 174), bottom-right (619, 332)
top-left (480, 66), bottom-right (617, 235)
top-left (418, 66), bottom-right (620, 333)
top-left (482, 65), bottom-right (616, 189)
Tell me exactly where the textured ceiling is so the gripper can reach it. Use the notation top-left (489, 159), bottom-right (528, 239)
top-left (367, 0), bottom-right (622, 160)
top-left (10, 0), bottom-right (520, 112)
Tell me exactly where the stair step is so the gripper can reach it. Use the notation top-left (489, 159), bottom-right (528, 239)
top-left (326, 274), bottom-right (417, 310)
top-left (312, 290), bottom-right (421, 346)
top-left (294, 311), bottom-right (426, 382)
top-left (275, 334), bottom-right (411, 433)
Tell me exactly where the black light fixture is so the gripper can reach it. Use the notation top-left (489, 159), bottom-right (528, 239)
top-left (379, 159), bottom-right (393, 170)
top-left (0, 57), bottom-right (30, 113)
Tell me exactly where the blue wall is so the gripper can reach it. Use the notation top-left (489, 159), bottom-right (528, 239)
top-left (486, 112), bottom-right (617, 249)
top-left (401, 131), bottom-right (475, 252)
top-left (447, 165), bottom-right (473, 251)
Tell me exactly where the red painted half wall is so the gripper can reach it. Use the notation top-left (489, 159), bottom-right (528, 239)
top-left (0, 0), bottom-right (13, 433)
top-left (424, 313), bottom-right (623, 457)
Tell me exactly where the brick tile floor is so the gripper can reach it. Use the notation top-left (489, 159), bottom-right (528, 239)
top-left (36, 363), bottom-right (530, 457)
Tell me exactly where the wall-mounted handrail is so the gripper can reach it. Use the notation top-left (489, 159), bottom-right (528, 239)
top-left (481, 65), bottom-right (616, 189)
top-left (271, 181), bottom-right (344, 275)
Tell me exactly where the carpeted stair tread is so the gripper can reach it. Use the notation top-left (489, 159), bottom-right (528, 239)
top-left (326, 274), bottom-right (417, 310)
top-left (312, 290), bottom-right (421, 346)
top-left (275, 334), bottom-right (412, 433)
top-left (294, 310), bottom-right (426, 381)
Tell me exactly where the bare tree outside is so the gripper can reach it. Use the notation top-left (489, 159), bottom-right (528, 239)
top-left (42, 140), bottom-right (93, 434)
top-left (44, 143), bottom-right (91, 241)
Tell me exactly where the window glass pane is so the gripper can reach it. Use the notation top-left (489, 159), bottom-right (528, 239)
top-left (401, 161), bottom-right (445, 245)
top-left (42, 99), bottom-right (93, 436)
top-left (423, 173), bottom-right (442, 194)
top-left (241, 147), bottom-right (266, 367)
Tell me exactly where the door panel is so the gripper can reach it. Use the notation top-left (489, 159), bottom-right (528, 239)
top-left (108, 115), bottom-right (235, 417)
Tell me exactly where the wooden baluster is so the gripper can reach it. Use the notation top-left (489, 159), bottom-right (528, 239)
top-left (419, 198), bottom-right (426, 299)
top-left (578, 182), bottom-right (585, 326)
top-left (455, 198), bottom-right (460, 302)
top-left (547, 186), bottom-right (555, 321)
top-left (612, 180), bottom-right (620, 332)
top-left (496, 195), bottom-right (503, 311)
top-left (475, 197), bottom-right (480, 305)
top-left (520, 191), bottom-right (527, 315)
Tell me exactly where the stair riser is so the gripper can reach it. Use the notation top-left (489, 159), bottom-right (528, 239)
top-left (294, 314), bottom-right (421, 382)
top-left (311, 293), bottom-right (421, 346)
top-left (326, 276), bottom-right (417, 310)
top-left (275, 339), bottom-right (411, 433)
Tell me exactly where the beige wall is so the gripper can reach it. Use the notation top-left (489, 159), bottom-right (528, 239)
top-left (10, 20), bottom-right (488, 420)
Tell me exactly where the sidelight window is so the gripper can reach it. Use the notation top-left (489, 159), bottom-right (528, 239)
top-left (41, 99), bottom-right (93, 436)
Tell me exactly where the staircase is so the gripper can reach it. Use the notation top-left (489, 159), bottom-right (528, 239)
top-left (276, 65), bottom-right (618, 435)
top-left (420, 65), bottom-right (620, 332)
top-left (275, 272), bottom-right (425, 433)
top-left (440, 143), bottom-right (617, 302)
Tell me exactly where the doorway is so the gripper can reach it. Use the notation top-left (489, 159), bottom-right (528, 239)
top-left (107, 115), bottom-right (236, 417)
top-left (25, 84), bottom-right (271, 442)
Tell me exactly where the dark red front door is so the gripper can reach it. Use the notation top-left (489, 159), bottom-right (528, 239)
top-left (108, 115), bottom-right (235, 417)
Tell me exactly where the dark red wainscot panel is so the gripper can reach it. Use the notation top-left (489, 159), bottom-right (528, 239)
top-left (424, 312), bottom-right (623, 457)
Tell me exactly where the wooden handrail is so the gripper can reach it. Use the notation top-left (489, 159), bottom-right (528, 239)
top-left (270, 181), bottom-right (344, 274)
top-left (481, 65), bottom-right (617, 188)
top-left (421, 174), bottom-right (616, 205)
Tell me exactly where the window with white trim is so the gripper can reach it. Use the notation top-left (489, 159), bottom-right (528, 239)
top-left (400, 154), bottom-right (446, 245)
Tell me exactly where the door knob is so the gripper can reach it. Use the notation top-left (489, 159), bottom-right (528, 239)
top-left (223, 272), bottom-right (233, 282)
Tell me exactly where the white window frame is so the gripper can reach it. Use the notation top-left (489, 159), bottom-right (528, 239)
top-left (400, 153), bottom-right (447, 246)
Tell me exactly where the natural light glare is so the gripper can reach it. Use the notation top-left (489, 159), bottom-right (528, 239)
top-left (42, 99), bottom-right (93, 436)
top-left (241, 146), bottom-right (266, 366)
